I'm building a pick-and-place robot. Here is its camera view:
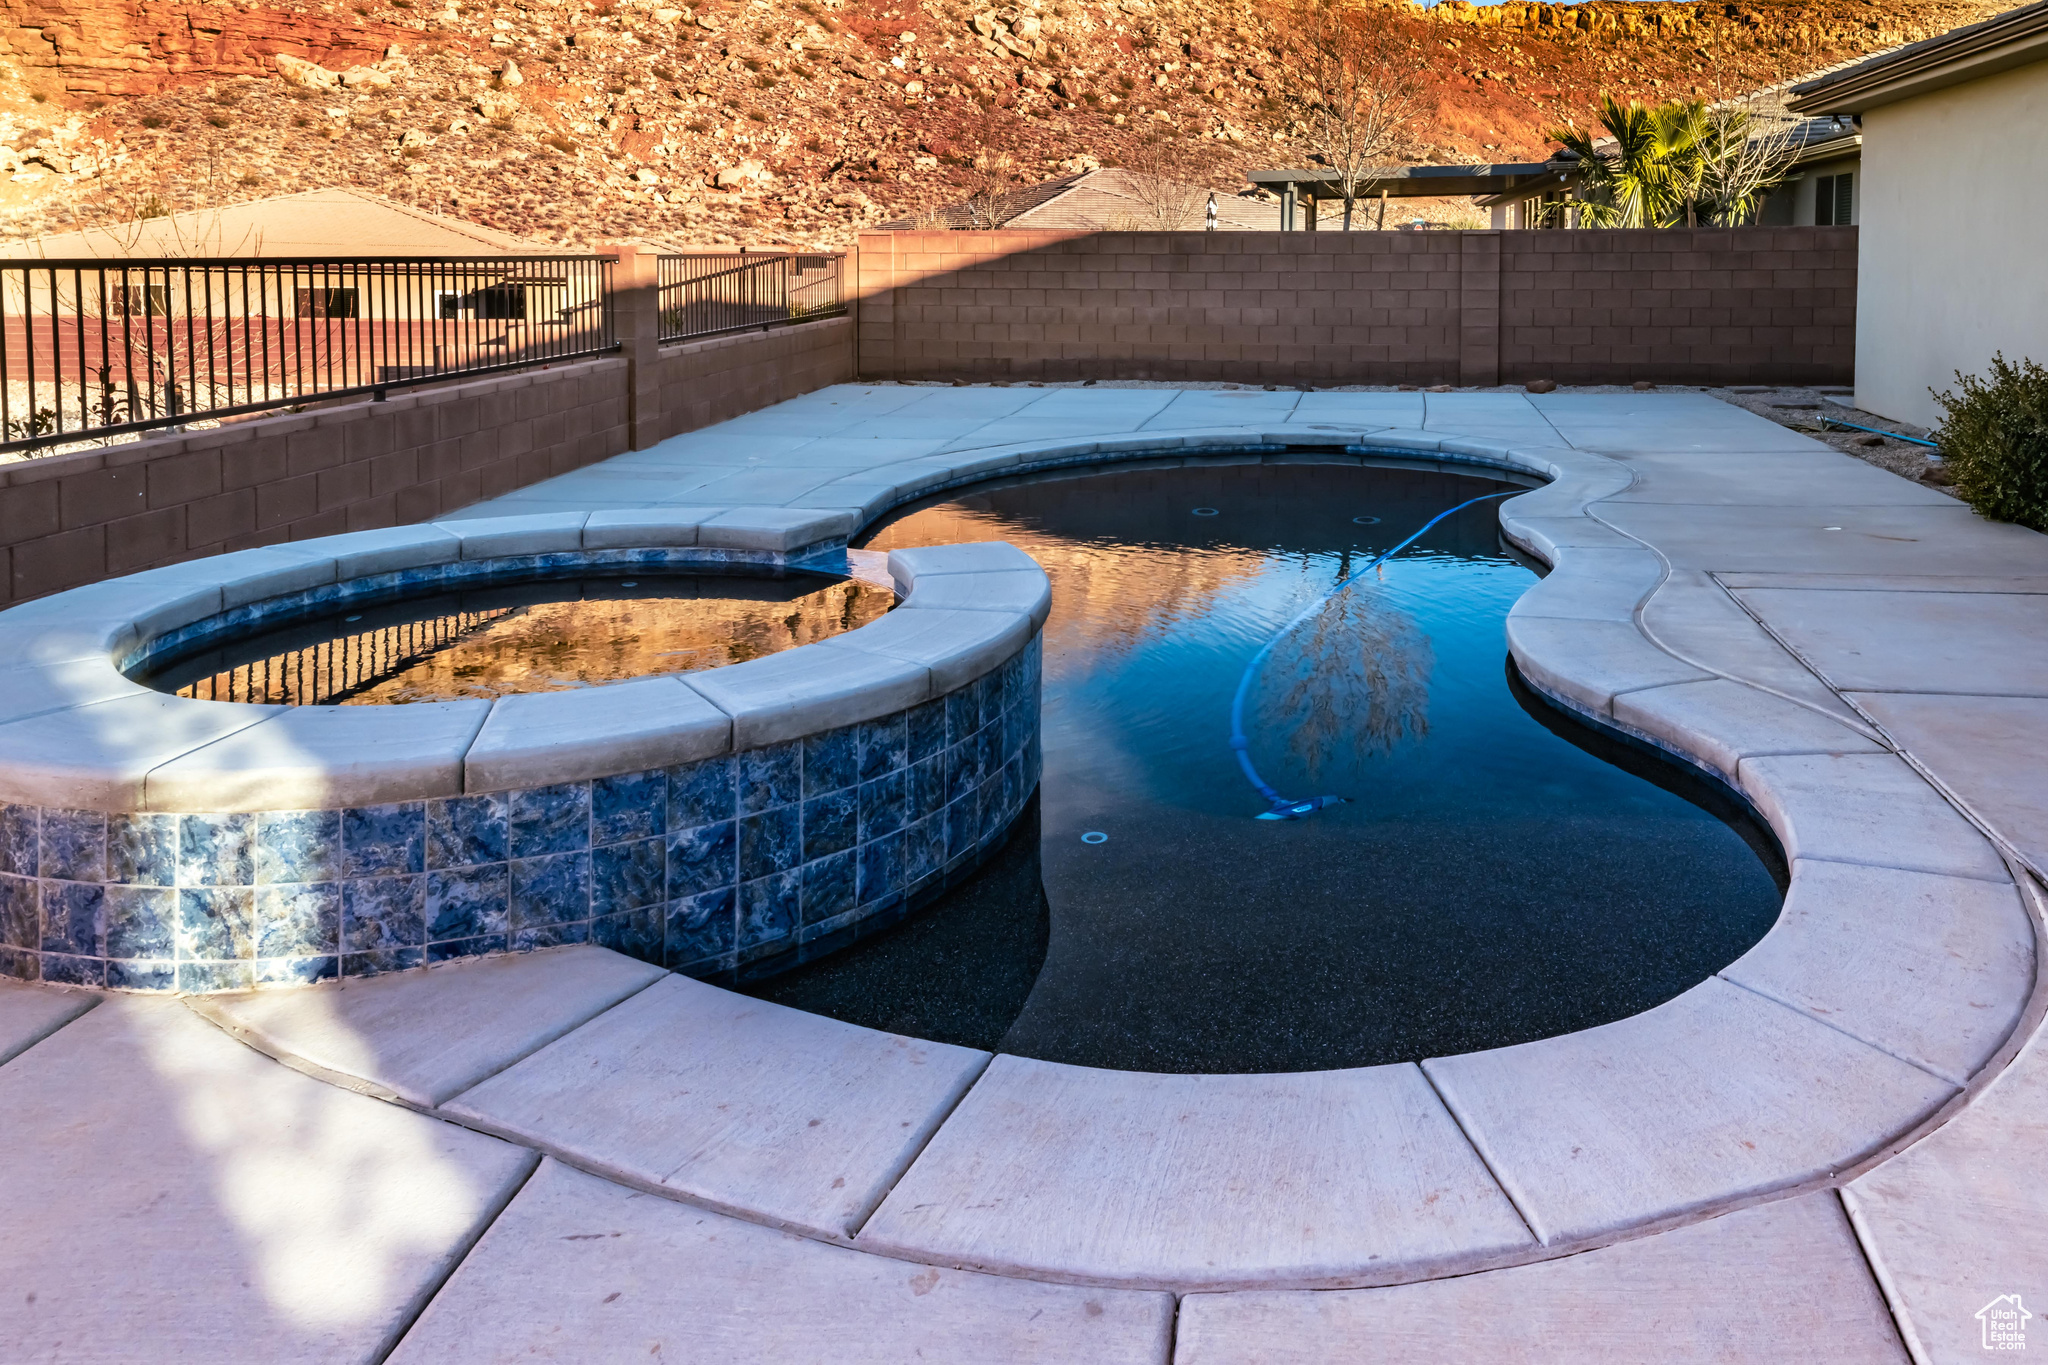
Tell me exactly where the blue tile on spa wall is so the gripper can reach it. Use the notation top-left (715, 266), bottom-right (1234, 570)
top-left (593, 839), bottom-right (665, 917)
top-left (666, 889), bottom-right (734, 967)
top-left (178, 888), bottom-right (257, 961)
top-left (255, 883), bottom-right (340, 958)
top-left (341, 876), bottom-right (425, 954)
top-left (738, 871), bottom-right (799, 952)
top-left (801, 790), bottom-right (856, 862)
top-left (666, 820), bottom-right (735, 899)
top-left (975, 669), bottom-right (1003, 729)
top-left (946, 689), bottom-right (980, 747)
top-left (856, 715), bottom-right (907, 781)
top-left (858, 832), bottom-right (904, 908)
top-left (802, 729), bottom-right (857, 798)
top-left (429, 934), bottom-right (508, 964)
top-left (668, 755), bottom-right (734, 830)
top-left (738, 743), bottom-right (801, 815)
top-left (41, 881), bottom-right (104, 956)
top-left (342, 947), bottom-right (422, 978)
top-left (801, 850), bottom-right (856, 925)
top-left (42, 953), bottom-right (106, 988)
top-left (513, 916), bottom-right (590, 951)
top-left (105, 886), bottom-right (176, 960)
top-left (107, 958), bottom-right (176, 991)
top-left (178, 813), bottom-right (255, 888)
top-left (40, 808), bottom-right (106, 883)
top-left (342, 803), bottom-right (426, 878)
top-left (909, 756), bottom-right (947, 822)
top-left (593, 907), bottom-right (664, 963)
top-left (592, 770), bottom-right (666, 846)
top-left (0, 804), bottom-right (37, 877)
top-left (427, 866), bottom-right (509, 942)
top-left (108, 814), bottom-right (178, 887)
top-left (510, 851), bottom-right (591, 937)
top-left (427, 794), bottom-right (508, 870)
top-left (946, 792), bottom-right (983, 861)
top-left (177, 959), bottom-right (253, 992)
top-left (255, 810), bottom-right (341, 886)
top-left (945, 738), bottom-right (982, 803)
top-left (510, 784), bottom-right (591, 859)
top-left (739, 805), bottom-right (800, 882)
top-left (903, 814), bottom-right (944, 885)
top-left (907, 699), bottom-right (947, 763)
top-left (0, 874), bottom-right (37, 950)
top-left (858, 771), bottom-right (907, 843)
top-left (255, 956), bottom-right (338, 987)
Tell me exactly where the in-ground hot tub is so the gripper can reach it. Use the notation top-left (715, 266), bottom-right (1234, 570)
top-left (0, 508), bottom-right (1045, 993)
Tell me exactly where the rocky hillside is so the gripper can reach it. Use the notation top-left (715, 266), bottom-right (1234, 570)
top-left (0, 0), bottom-right (2003, 251)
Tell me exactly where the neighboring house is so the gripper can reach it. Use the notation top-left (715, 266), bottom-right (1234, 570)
top-left (1253, 56), bottom-right (1886, 230)
top-left (8, 187), bottom-right (558, 261)
top-left (1, 190), bottom-right (598, 430)
top-left (3, 188), bottom-right (588, 324)
top-left (1788, 0), bottom-right (2048, 427)
top-left (9, 187), bottom-right (561, 261)
top-left (1753, 115), bottom-right (1863, 226)
top-left (880, 168), bottom-right (1283, 230)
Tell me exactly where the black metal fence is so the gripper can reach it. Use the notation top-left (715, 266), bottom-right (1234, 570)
top-left (658, 252), bottom-right (845, 344)
top-left (1, 254), bottom-right (613, 455)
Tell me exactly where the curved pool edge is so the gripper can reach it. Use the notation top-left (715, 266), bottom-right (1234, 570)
top-left (0, 416), bottom-right (2039, 1299)
top-left (0, 525), bottom-right (1047, 993)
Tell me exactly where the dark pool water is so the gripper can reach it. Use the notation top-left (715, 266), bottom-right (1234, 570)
top-left (750, 455), bottom-right (1786, 1073)
top-left (141, 573), bottom-right (891, 705)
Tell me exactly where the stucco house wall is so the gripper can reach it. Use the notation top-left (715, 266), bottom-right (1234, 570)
top-left (1853, 59), bottom-right (2048, 427)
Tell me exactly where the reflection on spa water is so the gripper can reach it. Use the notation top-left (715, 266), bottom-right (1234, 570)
top-left (750, 456), bottom-right (1786, 1074)
top-left (140, 574), bottom-right (891, 705)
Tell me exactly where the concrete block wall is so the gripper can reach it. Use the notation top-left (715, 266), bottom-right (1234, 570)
top-left (643, 315), bottom-right (855, 445)
top-left (0, 314), bottom-right (856, 607)
top-left (855, 227), bottom-right (1857, 387)
top-left (0, 360), bottom-right (626, 607)
top-left (1498, 226), bottom-right (1858, 385)
top-left (857, 230), bottom-right (1465, 386)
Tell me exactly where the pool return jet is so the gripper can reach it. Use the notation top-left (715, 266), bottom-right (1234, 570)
top-left (1229, 489), bottom-right (1518, 820)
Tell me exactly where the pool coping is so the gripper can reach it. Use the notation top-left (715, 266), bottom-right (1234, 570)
top-left (3, 417), bottom-right (2040, 1295)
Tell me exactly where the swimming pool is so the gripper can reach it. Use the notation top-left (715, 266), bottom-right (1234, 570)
top-left (750, 454), bottom-right (1786, 1073)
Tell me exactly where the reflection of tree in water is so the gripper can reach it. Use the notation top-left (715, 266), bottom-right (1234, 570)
top-left (1262, 581), bottom-right (1433, 780)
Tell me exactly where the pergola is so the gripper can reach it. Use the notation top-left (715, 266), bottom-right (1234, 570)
top-left (1246, 161), bottom-right (1574, 228)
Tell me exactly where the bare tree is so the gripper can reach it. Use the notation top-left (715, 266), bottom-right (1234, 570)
top-left (1282, 0), bottom-right (1427, 230)
top-left (1113, 136), bottom-right (1213, 228)
top-left (1690, 77), bottom-right (1806, 225)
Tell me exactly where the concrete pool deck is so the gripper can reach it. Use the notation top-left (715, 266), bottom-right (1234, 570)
top-left (4, 387), bottom-right (2047, 1362)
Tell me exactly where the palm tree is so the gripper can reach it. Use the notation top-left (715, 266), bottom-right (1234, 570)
top-left (1546, 95), bottom-right (1702, 228)
top-left (1547, 92), bottom-right (1799, 228)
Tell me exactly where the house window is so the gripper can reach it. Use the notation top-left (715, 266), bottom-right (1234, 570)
top-left (434, 290), bottom-right (467, 319)
top-left (471, 284), bottom-right (527, 320)
top-left (1758, 186), bottom-right (1795, 227)
top-left (295, 287), bottom-right (360, 318)
top-left (107, 284), bottom-right (170, 317)
top-left (1814, 173), bottom-right (1854, 226)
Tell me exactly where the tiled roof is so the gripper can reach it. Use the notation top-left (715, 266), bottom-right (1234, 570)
top-left (8, 188), bottom-right (560, 260)
top-left (879, 168), bottom-right (1281, 231)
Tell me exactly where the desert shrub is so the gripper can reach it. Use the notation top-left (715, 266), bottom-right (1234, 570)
top-left (1933, 353), bottom-right (2048, 532)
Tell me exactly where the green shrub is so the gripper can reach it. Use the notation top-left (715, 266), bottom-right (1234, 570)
top-left (1933, 353), bottom-right (2048, 532)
